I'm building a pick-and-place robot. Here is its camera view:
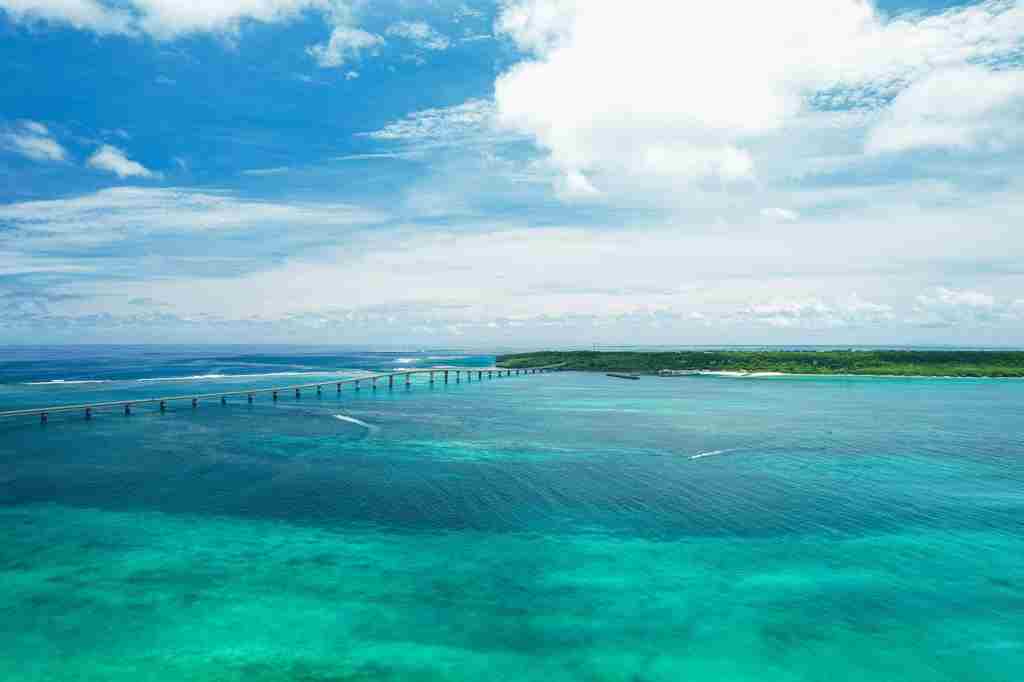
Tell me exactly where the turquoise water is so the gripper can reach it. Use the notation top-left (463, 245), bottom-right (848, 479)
top-left (1, 348), bottom-right (1022, 680)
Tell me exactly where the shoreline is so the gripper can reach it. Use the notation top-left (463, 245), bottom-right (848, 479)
top-left (656, 370), bottom-right (1024, 380)
top-left (497, 350), bottom-right (1024, 379)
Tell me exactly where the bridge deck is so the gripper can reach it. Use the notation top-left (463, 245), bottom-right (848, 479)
top-left (0, 366), bottom-right (559, 419)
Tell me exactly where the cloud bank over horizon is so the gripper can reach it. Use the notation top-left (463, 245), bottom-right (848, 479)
top-left (1, 0), bottom-right (1023, 345)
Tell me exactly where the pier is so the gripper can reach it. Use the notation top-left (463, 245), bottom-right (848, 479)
top-left (0, 366), bottom-right (560, 424)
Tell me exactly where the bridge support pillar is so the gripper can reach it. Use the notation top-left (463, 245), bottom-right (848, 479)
top-left (388, 375), bottom-right (394, 390)
top-left (192, 398), bottom-right (198, 408)
top-left (478, 371), bottom-right (483, 381)
top-left (124, 404), bottom-right (132, 416)
top-left (272, 391), bottom-right (278, 401)
top-left (444, 371), bottom-right (449, 384)
top-left (405, 374), bottom-right (411, 387)
top-left (221, 396), bottom-right (227, 405)
top-left (317, 385), bottom-right (322, 396)
top-left (295, 388), bottom-right (301, 399)
top-left (337, 383), bottom-right (342, 393)
top-left (40, 412), bottom-right (47, 424)
top-left (159, 401), bottom-right (166, 412)
top-left (430, 372), bottom-right (434, 384)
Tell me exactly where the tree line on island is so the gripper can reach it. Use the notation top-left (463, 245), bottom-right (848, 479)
top-left (496, 350), bottom-right (1024, 377)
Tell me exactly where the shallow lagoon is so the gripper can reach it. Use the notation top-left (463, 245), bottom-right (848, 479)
top-left (1, 356), bottom-right (1022, 680)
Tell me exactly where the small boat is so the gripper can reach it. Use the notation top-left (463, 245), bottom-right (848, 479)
top-left (606, 373), bottom-right (640, 380)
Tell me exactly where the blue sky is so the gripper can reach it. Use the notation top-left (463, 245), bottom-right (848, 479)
top-left (1, 0), bottom-right (1023, 346)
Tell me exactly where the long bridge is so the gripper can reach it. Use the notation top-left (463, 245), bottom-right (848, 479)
top-left (0, 365), bottom-right (560, 424)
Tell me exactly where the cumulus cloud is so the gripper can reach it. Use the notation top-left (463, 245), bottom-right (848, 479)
top-left (1, 120), bottom-right (67, 162)
top-left (918, 287), bottom-right (996, 310)
top-left (307, 24), bottom-right (384, 67)
top-left (385, 20), bottom-right (450, 50)
top-left (867, 65), bottom-right (1024, 154)
top-left (87, 144), bottom-right (157, 178)
top-left (0, 0), bottom-right (133, 34)
top-left (910, 287), bottom-right (1016, 327)
top-left (492, 0), bottom-right (1024, 202)
top-left (740, 296), bottom-right (894, 328)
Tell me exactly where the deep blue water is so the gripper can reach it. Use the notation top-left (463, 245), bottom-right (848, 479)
top-left (0, 346), bottom-right (1022, 681)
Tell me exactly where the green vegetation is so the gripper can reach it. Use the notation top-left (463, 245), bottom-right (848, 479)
top-left (497, 350), bottom-right (1024, 377)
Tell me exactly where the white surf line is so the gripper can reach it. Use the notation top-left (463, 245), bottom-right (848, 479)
top-left (22, 379), bottom-right (110, 385)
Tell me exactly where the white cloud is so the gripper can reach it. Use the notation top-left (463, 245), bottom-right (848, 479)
top-left (0, 186), bottom-right (384, 246)
top-left (0, 0), bottom-right (354, 38)
top-left (760, 207), bottom-right (799, 223)
top-left (493, 0), bottom-right (1024, 202)
top-left (866, 65), bottom-right (1024, 153)
top-left (740, 296), bottom-right (894, 328)
top-left (0, 0), bottom-right (133, 34)
top-left (495, 0), bottom-right (575, 54)
top-left (2, 120), bottom-right (67, 162)
top-left (241, 166), bottom-right (291, 176)
top-left (307, 24), bottom-right (384, 67)
top-left (919, 287), bottom-right (996, 309)
top-left (87, 144), bottom-right (157, 178)
top-left (107, 182), bottom-right (1022, 330)
top-left (385, 20), bottom-right (450, 50)
top-left (7, 189), bottom-right (1024, 341)
top-left (331, 151), bottom-right (422, 161)
top-left (360, 98), bottom-right (496, 143)
top-left (555, 169), bottom-right (599, 200)
top-left (910, 287), bottom-right (1015, 327)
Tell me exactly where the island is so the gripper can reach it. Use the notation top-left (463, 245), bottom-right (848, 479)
top-left (496, 350), bottom-right (1024, 377)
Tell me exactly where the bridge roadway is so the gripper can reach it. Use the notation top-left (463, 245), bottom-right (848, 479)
top-left (0, 366), bottom-right (560, 423)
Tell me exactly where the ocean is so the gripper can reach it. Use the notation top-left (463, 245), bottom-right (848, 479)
top-left (0, 346), bottom-right (1022, 681)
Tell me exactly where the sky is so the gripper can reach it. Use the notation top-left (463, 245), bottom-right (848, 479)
top-left (1, 0), bottom-right (1023, 347)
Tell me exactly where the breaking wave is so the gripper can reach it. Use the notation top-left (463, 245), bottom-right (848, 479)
top-left (23, 379), bottom-right (110, 386)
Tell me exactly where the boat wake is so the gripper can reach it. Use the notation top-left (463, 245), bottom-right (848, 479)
top-left (690, 448), bottom-right (739, 460)
top-left (334, 414), bottom-right (381, 434)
